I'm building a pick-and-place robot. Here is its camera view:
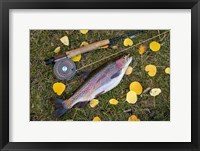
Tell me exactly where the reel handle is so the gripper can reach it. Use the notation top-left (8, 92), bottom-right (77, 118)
top-left (55, 39), bottom-right (110, 60)
top-left (44, 57), bottom-right (55, 65)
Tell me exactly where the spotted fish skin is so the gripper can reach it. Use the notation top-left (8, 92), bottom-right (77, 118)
top-left (53, 55), bottom-right (132, 117)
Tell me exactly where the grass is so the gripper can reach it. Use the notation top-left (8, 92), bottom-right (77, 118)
top-left (30, 30), bottom-right (170, 121)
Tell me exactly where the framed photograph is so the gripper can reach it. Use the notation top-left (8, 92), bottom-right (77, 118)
top-left (0, 0), bottom-right (199, 151)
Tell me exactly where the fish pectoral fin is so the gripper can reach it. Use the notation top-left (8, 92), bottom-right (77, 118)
top-left (111, 70), bottom-right (121, 79)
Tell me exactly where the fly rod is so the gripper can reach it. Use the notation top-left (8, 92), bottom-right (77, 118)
top-left (44, 30), bottom-right (144, 65)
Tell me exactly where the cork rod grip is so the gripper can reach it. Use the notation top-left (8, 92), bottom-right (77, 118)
top-left (66, 39), bottom-right (110, 58)
top-left (54, 39), bottom-right (110, 60)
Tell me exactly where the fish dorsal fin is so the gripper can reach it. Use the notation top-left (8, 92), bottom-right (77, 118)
top-left (111, 70), bottom-right (121, 79)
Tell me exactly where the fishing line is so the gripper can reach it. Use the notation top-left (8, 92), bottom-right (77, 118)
top-left (76, 31), bottom-right (169, 72)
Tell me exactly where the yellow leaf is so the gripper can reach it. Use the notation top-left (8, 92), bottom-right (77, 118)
top-left (109, 99), bottom-right (118, 105)
top-left (139, 45), bottom-right (147, 55)
top-left (128, 115), bottom-right (140, 121)
top-left (101, 45), bottom-right (109, 49)
top-left (145, 64), bottom-right (157, 77)
top-left (150, 88), bottom-right (161, 96)
top-left (53, 82), bottom-right (66, 95)
top-left (90, 99), bottom-right (99, 108)
top-left (125, 66), bottom-right (133, 75)
top-left (60, 36), bottom-right (69, 46)
top-left (80, 41), bottom-right (89, 47)
top-left (71, 54), bottom-right (81, 62)
top-left (126, 91), bottom-right (137, 104)
top-left (149, 41), bottom-right (161, 52)
top-left (129, 81), bottom-right (143, 95)
top-left (54, 46), bottom-right (61, 53)
top-left (80, 30), bottom-right (89, 34)
top-left (165, 67), bottom-right (170, 74)
top-left (123, 38), bottom-right (133, 47)
top-left (93, 116), bottom-right (101, 121)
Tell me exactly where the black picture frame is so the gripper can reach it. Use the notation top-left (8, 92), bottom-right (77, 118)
top-left (0, 0), bottom-right (199, 151)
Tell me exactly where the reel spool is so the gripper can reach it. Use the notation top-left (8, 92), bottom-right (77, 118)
top-left (53, 57), bottom-right (76, 81)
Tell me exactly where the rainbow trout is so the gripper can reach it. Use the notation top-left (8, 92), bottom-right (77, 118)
top-left (53, 55), bottom-right (132, 117)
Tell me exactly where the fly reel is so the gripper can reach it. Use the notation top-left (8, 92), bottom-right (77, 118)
top-left (53, 57), bottom-right (76, 81)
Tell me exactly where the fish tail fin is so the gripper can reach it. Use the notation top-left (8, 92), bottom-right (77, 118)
top-left (52, 98), bottom-right (68, 118)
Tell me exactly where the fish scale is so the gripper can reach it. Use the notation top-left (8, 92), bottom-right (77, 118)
top-left (70, 63), bottom-right (116, 100)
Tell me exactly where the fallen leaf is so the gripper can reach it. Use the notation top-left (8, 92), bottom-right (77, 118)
top-left (129, 81), bottom-right (143, 95)
top-left (142, 87), bottom-right (151, 94)
top-left (60, 36), bottom-right (69, 46)
top-left (54, 46), bottom-right (61, 53)
top-left (101, 45), bottom-right (109, 49)
top-left (80, 41), bottom-right (89, 47)
top-left (90, 99), bottom-right (99, 108)
top-left (109, 99), bottom-right (118, 105)
top-left (139, 45), bottom-right (147, 55)
top-left (71, 54), bottom-right (81, 62)
top-left (126, 91), bottom-right (137, 104)
top-left (123, 38), bottom-right (133, 46)
top-left (128, 115), bottom-right (140, 121)
top-left (149, 41), bottom-right (161, 52)
top-left (53, 82), bottom-right (66, 95)
top-left (80, 30), bottom-right (89, 34)
top-left (112, 45), bottom-right (118, 49)
top-left (165, 67), bottom-right (170, 74)
top-left (93, 116), bottom-right (101, 121)
top-left (125, 66), bottom-right (133, 75)
top-left (150, 88), bottom-right (161, 96)
top-left (145, 64), bottom-right (157, 77)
